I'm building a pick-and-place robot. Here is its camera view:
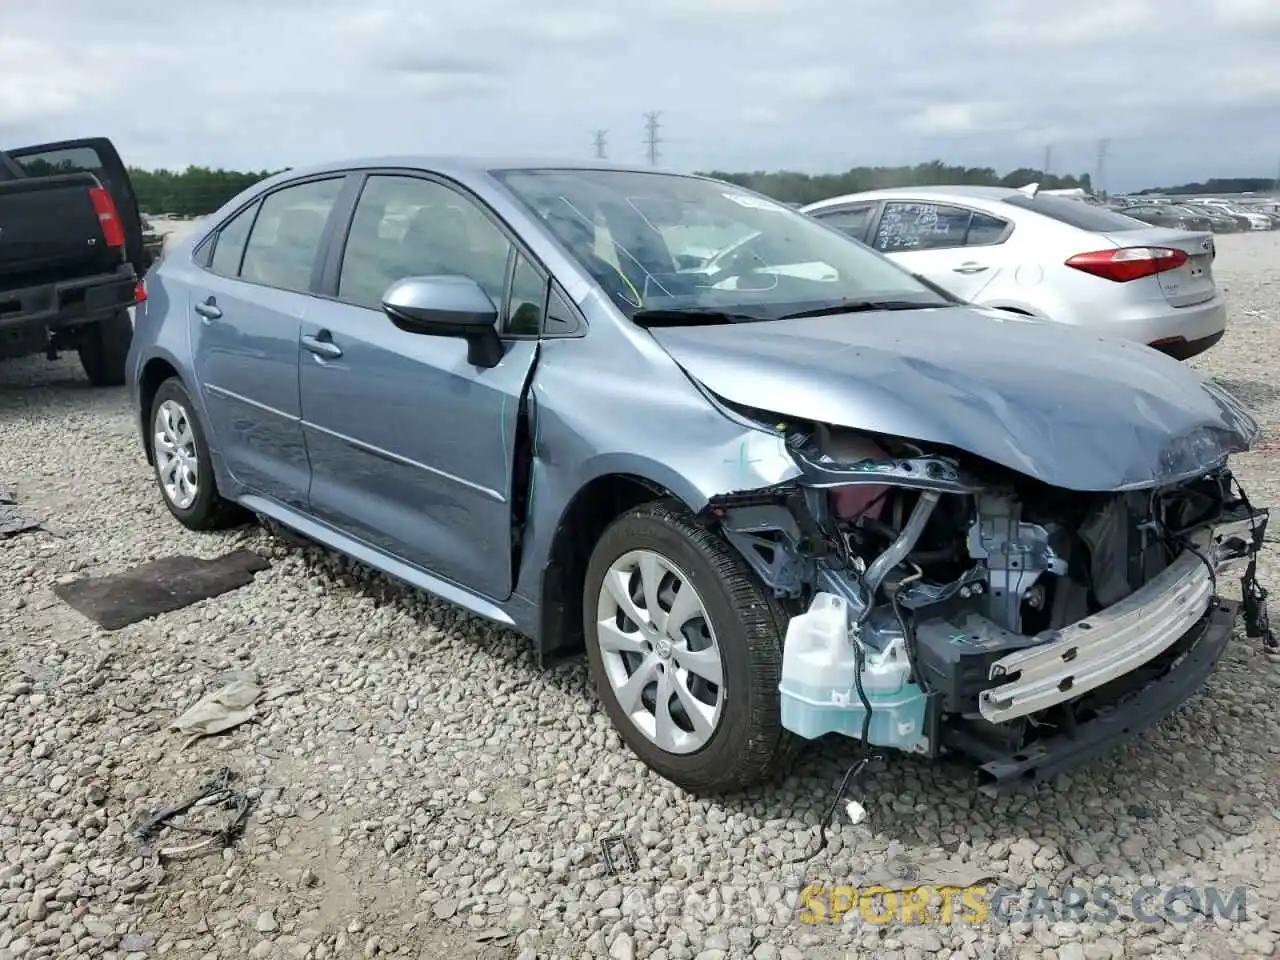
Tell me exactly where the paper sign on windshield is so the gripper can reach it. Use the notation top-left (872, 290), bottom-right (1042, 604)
top-left (722, 192), bottom-right (786, 212)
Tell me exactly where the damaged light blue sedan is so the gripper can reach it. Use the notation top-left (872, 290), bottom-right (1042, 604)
top-left (126, 158), bottom-right (1275, 796)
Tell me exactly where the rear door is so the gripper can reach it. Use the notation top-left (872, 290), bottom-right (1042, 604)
top-left (6, 137), bottom-right (147, 275)
top-left (868, 200), bottom-right (1012, 302)
top-left (186, 174), bottom-right (350, 508)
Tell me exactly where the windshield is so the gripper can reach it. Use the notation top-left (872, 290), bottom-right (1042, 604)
top-left (490, 167), bottom-right (953, 320)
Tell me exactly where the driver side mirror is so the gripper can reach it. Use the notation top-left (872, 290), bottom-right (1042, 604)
top-left (381, 275), bottom-right (504, 368)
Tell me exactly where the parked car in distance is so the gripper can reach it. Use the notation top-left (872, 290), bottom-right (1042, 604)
top-left (1180, 204), bottom-right (1245, 233)
top-left (127, 158), bottom-right (1270, 796)
top-left (1121, 203), bottom-right (1213, 232)
top-left (0, 137), bottom-right (145, 385)
top-left (802, 185), bottom-right (1226, 359)
top-left (1199, 202), bottom-right (1274, 231)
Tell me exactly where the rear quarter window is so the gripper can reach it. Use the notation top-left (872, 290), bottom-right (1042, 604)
top-left (1002, 195), bottom-right (1147, 232)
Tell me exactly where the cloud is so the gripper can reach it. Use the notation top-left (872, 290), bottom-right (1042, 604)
top-left (0, 0), bottom-right (1276, 191)
top-left (901, 103), bottom-right (1014, 135)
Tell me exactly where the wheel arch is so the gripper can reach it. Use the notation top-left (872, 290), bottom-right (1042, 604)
top-left (136, 353), bottom-right (185, 465)
top-left (536, 470), bottom-right (692, 665)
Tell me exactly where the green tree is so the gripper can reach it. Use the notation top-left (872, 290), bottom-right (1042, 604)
top-left (128, 166), bottom-right (284, 216)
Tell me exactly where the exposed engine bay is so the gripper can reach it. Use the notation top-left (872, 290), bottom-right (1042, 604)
top-left (703, 411), bottom-right (1274, 790)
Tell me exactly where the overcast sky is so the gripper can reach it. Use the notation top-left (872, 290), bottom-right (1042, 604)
top-left (2, 0), bottom-right (1278, 192)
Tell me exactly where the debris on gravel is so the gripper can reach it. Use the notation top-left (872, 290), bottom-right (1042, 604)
top-left (2, 233), bottom-right (1280, 958)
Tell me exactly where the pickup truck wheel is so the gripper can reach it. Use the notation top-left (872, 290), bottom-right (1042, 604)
top-left (582, 498), bottom-right (794, 796)
top-left (149, 378), bottom-right (245, 531)
top-left (78, 309), bottom-right (133, 387)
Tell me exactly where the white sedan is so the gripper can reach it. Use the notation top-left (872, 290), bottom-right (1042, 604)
top-left (801, 185), bottom-right (1226, 360)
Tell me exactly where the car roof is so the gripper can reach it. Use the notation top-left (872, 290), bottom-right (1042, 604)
top-left (805, 185), bottom-right (1028, 209)
top-left (267, 155), bottom-right (707, 181)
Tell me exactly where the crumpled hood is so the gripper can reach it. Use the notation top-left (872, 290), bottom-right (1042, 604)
top-left (649, 306), bottom-right (1259, 492)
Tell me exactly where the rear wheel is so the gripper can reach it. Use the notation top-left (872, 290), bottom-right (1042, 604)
top-left (583, 499), bottom-right (794, 795)
top-left (149, 377), bottom-right (245, 531)
top-left (78, 309), bottom-right (133, 387)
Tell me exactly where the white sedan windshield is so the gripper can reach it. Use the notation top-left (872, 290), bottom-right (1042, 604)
top-left (492, 168), bottom-right (953, 320)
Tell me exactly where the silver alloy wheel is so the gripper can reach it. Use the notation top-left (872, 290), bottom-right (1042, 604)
top-left (595, 549), bottom-right (725, 754)
top-left (153, 399), bottom-right (199, 510)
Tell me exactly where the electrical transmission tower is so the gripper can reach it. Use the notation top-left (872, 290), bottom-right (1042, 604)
top-left (644, 112), bottom-right (662, 166)
top-left (592, 130), bottom-right (608, 159)
top-left (1042, 144), bottom-right (1053, 177)
top-left (1095, 138), bottom-right (1110, 196)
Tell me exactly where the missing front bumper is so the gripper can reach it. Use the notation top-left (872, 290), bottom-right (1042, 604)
top-left (977, 510), bottom-right (1266, 724)
top-left (970, 597), bottom-right (1237, 794)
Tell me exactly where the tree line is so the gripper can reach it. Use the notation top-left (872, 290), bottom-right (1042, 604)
top-left (1136, 177), bottom-right (1278, 196)
top-left (122, 161), bottom-right (1274, 217)
top-left (129, 166), bottom-right (285, 217)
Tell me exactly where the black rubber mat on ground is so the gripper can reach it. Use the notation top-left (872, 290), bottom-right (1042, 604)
top-left (0, 483), bottom-right (40, 538)
top-left (54, 550), bottom-right (271, 630)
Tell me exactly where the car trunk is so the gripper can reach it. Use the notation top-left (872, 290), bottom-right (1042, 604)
top-left (1096, 226), bottom-right (1216, 308)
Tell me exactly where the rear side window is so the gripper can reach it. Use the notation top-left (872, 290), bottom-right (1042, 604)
top-left (874, 202), bottom-right (975, 252)
top-left (966, 212), bottom-right (1010, 246)
top-left (240, 178), bottom-right (344, 294)
top-left (209, 203), bottom-right (259, 278)
top-left (1002, 194), bottom-right (1146, 232)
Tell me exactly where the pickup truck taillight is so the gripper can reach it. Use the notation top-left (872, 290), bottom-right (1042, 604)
top-left (87, 186), bottom-right (126, 250)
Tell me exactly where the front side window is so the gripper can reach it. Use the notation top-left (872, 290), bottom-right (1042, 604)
top-left (338, 174), bottom-right (513, 311)
top-left (813, 203), bottom-right (878, 242)
top-left (506, 253), bottom-right (547, 334)
top-left (491, 168), bottom-right (952, 322)
top-left (240, 178), bottom-right (344, 294)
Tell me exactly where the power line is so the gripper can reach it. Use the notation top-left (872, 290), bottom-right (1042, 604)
top-left (1095, 138), bottom-right (1110, 196)
top-left (591, 129), bottom-right (608, 160)
top-left (644, 111), bottom-right (662, 166)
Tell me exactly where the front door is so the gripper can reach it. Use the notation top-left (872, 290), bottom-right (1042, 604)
top-left (298, 172), bottom-right (541, 601)
top-left (188, 175), bottom-right (347, 508)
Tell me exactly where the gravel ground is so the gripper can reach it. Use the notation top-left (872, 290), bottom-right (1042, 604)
top-left (2, 233), bottom-right (1280, 960)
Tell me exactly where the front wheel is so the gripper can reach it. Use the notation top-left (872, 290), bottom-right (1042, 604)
top-left (583, 499), bottom-right (794, 795)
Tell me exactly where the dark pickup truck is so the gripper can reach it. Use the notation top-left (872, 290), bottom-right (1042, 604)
top-left (0, 137), bottom-right (151, 387)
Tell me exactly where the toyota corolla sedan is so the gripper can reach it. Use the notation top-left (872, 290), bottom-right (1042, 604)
top-left (127, 157), bottom-right (1272, 796)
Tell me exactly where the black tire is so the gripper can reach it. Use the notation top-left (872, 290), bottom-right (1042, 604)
top-left (583, 498), bottom-right (795, 796)
top-left (148, 377), bottom-right (245, 531)
top-left (78, 309), bottom-right (133, 387)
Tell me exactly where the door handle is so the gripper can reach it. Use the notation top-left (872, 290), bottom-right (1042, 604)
top-left (301, 332), bottom-right (343, 360)
top-left (953, 263), bottom-right (989, 275)
top-left (194, 298), bottom-right (222, 321)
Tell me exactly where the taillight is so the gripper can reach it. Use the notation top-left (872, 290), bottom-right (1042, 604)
top-left (1065, 246), bottom-right (1188, 282)
top-left (87, 186), bottom-right (126, 249)
top-left (134, 280), bottom-right (147, 303)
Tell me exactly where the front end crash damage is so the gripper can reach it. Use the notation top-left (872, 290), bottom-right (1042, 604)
top-left (699, 411), bottom-right (1275, 791)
